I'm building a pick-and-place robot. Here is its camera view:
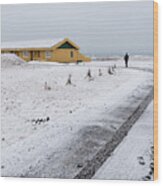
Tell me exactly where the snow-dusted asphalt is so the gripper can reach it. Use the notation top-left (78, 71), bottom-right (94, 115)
top-left (75, 88), bottom-right (153, 179)
top-left (93, 101), bottom-right (154, 181)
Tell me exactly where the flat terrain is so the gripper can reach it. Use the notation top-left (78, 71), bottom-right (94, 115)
top-left (93, 101), bottom-right (154, 181)
top-left (1, 56), bottom-right (154, 179)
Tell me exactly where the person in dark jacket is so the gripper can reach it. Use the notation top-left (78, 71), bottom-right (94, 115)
top-left (124, 53), bottom-right (129, 68)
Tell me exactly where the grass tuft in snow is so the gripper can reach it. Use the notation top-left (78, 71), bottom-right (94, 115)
top-left (66, 74), bottom-right (72, 85)
top-left (108, 67), bottom-right (114, 75)
top-left (98, 69), bottom-right (102, 76)
top-left (44, 82), bottom-right (51, 90)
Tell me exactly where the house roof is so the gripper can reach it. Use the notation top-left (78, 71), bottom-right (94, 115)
top-left (1, 38), bottom-right (80, 50)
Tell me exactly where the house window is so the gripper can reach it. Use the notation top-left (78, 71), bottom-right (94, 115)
top-left (45, 51), bottom-right (52, 59)
top-left (22, 51), bottom-right (29, 57)
top-left (70, 51), bottom-right (74, 58)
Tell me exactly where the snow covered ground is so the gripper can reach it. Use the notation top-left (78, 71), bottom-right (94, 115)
top-left (93, 101), bottom-right (154, 181)
top-left (1, 55), bottom-right (154, 179)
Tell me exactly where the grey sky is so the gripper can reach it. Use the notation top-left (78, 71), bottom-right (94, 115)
top-left (1, 1), bottom-right (154, 56)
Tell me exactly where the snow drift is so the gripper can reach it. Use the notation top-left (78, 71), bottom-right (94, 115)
top-left (1, 54), bottom-right (26, 68)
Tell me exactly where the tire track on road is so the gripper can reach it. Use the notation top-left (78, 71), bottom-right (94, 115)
top-left (74, 88), bottom-right (153, 179)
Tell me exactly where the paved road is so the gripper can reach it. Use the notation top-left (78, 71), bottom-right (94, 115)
top-left (74, 89), bottom-right (153, 179)
top-left (93, 101), bottom-right (154, 181)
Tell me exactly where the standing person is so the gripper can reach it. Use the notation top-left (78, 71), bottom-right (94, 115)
top-left (124, 53), bottom-right (129, 68)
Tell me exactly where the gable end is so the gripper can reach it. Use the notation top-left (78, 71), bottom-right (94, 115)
top-left (58, 42), bottom-right (77, 49)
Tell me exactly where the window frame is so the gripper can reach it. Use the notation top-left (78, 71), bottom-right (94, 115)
top-left (45, 51), bottom-right (52, 59)
top-left (70, 51), bottom-right (74, 58)
top-left (22, 51), bottom-right (29, 57)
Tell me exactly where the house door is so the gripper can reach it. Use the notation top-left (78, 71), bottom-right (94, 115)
top-left (30, 51), bottom-right (34, 60)
top-left (31, 51), bottom-right (38, 60)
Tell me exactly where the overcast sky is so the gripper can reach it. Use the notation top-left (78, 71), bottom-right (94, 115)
top-left (1, 1), bottom-right (154, 56)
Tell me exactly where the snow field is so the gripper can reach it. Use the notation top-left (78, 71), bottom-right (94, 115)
top-left (1, 57), bottom-right (153, 177)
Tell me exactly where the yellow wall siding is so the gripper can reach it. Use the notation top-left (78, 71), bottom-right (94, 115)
top-left (39, 51), bottom-right (45, 61)
top-left (78, 52), bottom-right (91, 62)
top-left (1, 42), bottom-right (91, 62)
top-left (54, 49), bottom-right (78, 62)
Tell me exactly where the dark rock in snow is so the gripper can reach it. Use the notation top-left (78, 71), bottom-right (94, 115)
top-left (77, 163), bottom-right (83, 168)
top-left (2, 138), bottom-right (5, 141)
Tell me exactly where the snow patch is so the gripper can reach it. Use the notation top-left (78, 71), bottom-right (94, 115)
top-left (1, 54), bottom-right (26, 68)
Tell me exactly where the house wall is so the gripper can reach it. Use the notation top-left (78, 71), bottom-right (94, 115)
top-left (51, 49), bottom-right (91, 62)
top-left (1, 48), bottom-right (91, 62)
top-left (78, 52), bottom-right (91, 62)
top-left (21, 51), bottom-right (46, 61)
top-left (53, 49), bottom-right (78, 62)
top-left (39, 51), bottom-right (46, 61)
top-left (21, 51), bottom-right (29, 61)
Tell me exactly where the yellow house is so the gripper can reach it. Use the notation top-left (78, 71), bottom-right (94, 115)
top-left (1, 38), bottom-right (91, 63)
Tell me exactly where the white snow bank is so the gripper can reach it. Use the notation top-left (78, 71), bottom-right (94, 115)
top-left (28, 61), bottom-right (68, 66)
top-left (1, 54), bottom-right (26, 68)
